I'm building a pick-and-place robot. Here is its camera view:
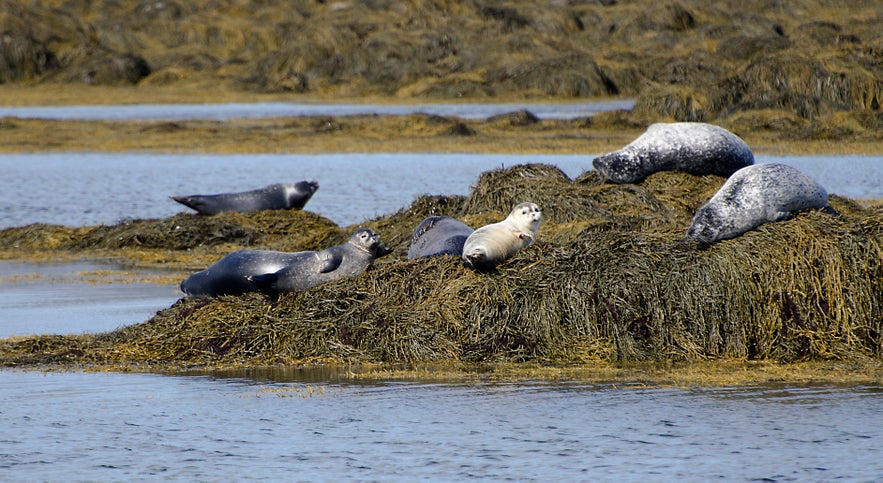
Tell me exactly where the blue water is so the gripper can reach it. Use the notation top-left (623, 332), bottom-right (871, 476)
top-left (1, 370), bottom-right (880, 480)
top-left (1, 153), bottom-right (879, 228)
top-left (0, 99), bottom-right (635, 121)
top-left (0, 261), bottom-right (180, 338)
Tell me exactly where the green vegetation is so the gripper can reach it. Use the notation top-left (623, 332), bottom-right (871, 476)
top-left (2, 166), bottom-right (880, 372)
top-left (1, 1), bottom-right (881, 381)
top-left (1, 0), bottom-right (881, 148)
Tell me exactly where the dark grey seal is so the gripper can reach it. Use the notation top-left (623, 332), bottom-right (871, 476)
top-left (171, 180), bottom-right (319, 215)
top-left (247, 228), bottom-right (392, 296)
top-left (407, 216), bottom-right (474, 260)
top-left (180, 250), bottom-right (306, 297)
top-left (686, 163), bottom-right (831, 244)
top-left (181, 228), bottom-right (391, 297)
top-left (592, 122), bottom-right (754, 183)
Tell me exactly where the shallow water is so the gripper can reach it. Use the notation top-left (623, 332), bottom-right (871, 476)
top-left (0, 99), bottom-right (635, 121)
top-left (1, 153), bottom-right (879, 228)
top-left (0, 261), bottom-right (180, 338)
top-left (1, 370), bottom-right (880, 480)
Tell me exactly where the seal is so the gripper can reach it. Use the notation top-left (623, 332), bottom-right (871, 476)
top-left (686, 163), bottom-right (831, 244)
top-left (171, 180), bottom-right (319, 215)
top-left (247, 228), bottom-right (392, 296)
top-left (180, 250), bottom-right (307, 297)
top-left (462, 202), bottom-right (542, 270)
top-left (592, 122), bottom-right (754, 183)
top-left (407, 216), bottom-right (474, 260)
top-left (180, 228), bottom-right (391, 297)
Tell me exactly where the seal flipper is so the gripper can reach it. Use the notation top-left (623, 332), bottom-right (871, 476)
top-left (247, 272), bottom-right (279, 290)
top-left (170, 195), bottom-right (205, 213)
top-left (317, 251), bottom-right (343, 274)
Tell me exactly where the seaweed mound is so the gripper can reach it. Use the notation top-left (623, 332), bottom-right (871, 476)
top-left (2, 164), bottom-right (880, 368)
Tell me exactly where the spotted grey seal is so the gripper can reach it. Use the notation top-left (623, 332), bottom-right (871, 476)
top-left (247, 228), bottom-right (392, 296)
top-left (171, 180), bottom-right (319, 215)
top-left (462, 202), bottom-right (542, 270)
top-left (407, 216), bottom-right (475, 260)
top-left (686, 163), bottom-right (831, 244)
top-left (592, 122), bottom-right (754, 183)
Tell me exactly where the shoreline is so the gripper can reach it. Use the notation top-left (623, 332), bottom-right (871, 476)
top-left (4, 358), bottom-right (882, 387)
top-left (1, 86), bottom-right (882, 155)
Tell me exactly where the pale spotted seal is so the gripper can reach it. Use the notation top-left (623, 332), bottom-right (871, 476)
top-left (462, 202), bottom-right (542, 270)
top-left (686, 163), bottom-right (831, 244)
top-left (592, 122), bottom-right (754, 183)
top-left (247, 228), bottom-right (391, 296)
top-left (171, 180), bottom-right (319, 215)
top-left (407, 216), bottom-right (474, 260)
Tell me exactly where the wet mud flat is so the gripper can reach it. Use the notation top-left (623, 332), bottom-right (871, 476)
top-left (1, 165), bottom-right (880, 382)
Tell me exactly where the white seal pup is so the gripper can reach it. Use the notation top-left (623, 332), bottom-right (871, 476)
top-left (407, 216), bottom-right (475, 260)
top-left (462, 202), bottom-right (542, 270)
top-left (171, 180), bottom-right (319, 215)
top-left (247, 228), bottom-right (392, 296)
top-left (592, 122), bottom-right (754, 183)
top-left (686, 163), bottom-right (831, 244)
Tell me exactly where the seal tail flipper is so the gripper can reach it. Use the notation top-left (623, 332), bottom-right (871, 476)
top-left (170, 195), bottom-right (201, 212)
top-left (463, 250), bottom-right (486, 269)
top-left (823, 205), bottom-right (839, 216)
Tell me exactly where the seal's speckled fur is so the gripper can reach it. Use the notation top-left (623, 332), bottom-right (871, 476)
top-left (687, 163), bottom-right (830, 244)
top-left (592, 123), bottom-right (754, 183)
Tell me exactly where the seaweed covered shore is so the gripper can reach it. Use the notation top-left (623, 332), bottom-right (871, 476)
top-left (2, 165), bottom-right (880, 371)
top-left (1, 0), bottom-right (882, 149)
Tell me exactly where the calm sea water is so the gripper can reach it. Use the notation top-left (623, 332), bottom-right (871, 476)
top-left (2, 370), bottom-right (881, 481)
top-left (1, 153), bottom-right (879, 228)
top-left (0, 99), bottom-right (635, 121)
top-left (0, 260), bottom-right (180, 338)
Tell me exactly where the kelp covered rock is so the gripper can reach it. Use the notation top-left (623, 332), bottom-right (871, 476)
top-left (1, 164), bottom-right (880, 368)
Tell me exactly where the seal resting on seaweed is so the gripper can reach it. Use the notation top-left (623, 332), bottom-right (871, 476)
top-left (247, 228), bottom-right (392, 296)
top-left (407, 216), bottom-right (474, 260)
top-left (181, 250), bottom-right (306, 297)
top-left (686, 163), bottom-right (831, 244)
top-left (171, 180), bottom-right (319, 215)
top-left (181, 228), bottom-right (390, 297)
top-left (592, 122), bottom-right (754, 183)
top-left (462, 202), bottom-right (542, 270)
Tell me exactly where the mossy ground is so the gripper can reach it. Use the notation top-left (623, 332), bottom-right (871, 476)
top-left (2, 166), bottom-right (880, 381)
top-left (2, 0), bottom-right (881, 382)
